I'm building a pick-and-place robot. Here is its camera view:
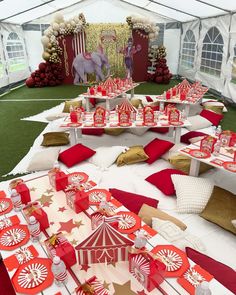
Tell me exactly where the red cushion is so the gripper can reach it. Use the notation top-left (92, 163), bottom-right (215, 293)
top-left (146, 96), bottom-right (153, 102)
top-left (109, 188), bottom-right (158, 215)
top-left (82, 128), bottom-right (104, 136)
top-left (0, 261), bottom-right (16, 295)
top-left (186, 247), bottom-right (236, 294)
top-left (151, 105), bottom-right (160, 111)
top-left (144, 138), bottom-right (174, 164)
top-left (145, 169), bottom-right (186, 196)
top-left (59, 143), bottom-right (96, 167)
top-left (89, 97), bottom-right (96, 107)
top-left (181, 131), bottom-right (207, 144)
top-left (150, 127), bottom-right (169, 134)
top-left (200, 109), bottom-right (223, 126)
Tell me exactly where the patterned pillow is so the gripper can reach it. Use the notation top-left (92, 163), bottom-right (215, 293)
top-left (171, 175), bottom-right (214, 213)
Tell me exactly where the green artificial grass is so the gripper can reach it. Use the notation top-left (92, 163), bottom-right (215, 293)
top-left (0, 80), bottom-right (235, 182)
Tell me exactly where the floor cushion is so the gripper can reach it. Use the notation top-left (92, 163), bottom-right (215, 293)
top-left (62, 100), bottom-right (82, 113)
top-left (27, 148), bottom-right (60, 172)
top-left (186, 247), bottom-right (236, 294)
top-left (116, 145), bottom-right (149, 166)
top-left (200, 109), bottom-right (223, 126)
top-left (127, 127), bottom-right (150, 136)
top-left (82, 128), bottom-right (104, 136)
top-left (145, 168), bottom-right (186, 196)
top-left (144, 138), bottom-right (174, 164)
top-left (0, 259), bottom-right (16, 295)
top-left (186, 115), bottom-right (212, 131)
top-left (181, 131), bottom-right (207, 144)
top-left (41, 132), bottom-right (70, 147)
top-left (109, 189), bottom-right (158, 215)
top-left (149, 127), bottom-right (169, 134)
top-left (202, 100), bottom-right (225, 114)
top-left (146, 96), bottom-right (154, 102)
top-left (130, 98), bottom-right (143, 108)
top-left (138, 204), bottom-right (187, 230)
top-left (171, 175), bottom-right (214, 214)
top-left (89, 146), bottom-right (127, 170)
top-left (169, 154), bottom-right (212, 174)
top-left (59, 143), bottom-right (95, 167)
top-left (200, 186), bottom-right (236, 235)
top-left (104, 128), bottom-right (125, 136)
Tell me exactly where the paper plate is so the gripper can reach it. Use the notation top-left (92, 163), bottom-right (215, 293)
top-left (0, 224), bottom-right (30, 251)
top-left (117, 211), bottom-right (141, 234)
top-left (68, 172), bottom-right (89, 184)
top-left (88, 189), bottom-right (112, 205)
top-left (170, 121), bottom-right (184, 126)
top-left (0, 198), bottom-right (13, 216)
top-left (12, 258), bottom-right (53, 294)
top-left (222, 161), bottom-right (236, 173)
top-left (189, 149), bottom-right (211, 159)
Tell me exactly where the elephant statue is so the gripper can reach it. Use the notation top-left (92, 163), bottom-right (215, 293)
top-left (72, 45), bottom-right (110, 84)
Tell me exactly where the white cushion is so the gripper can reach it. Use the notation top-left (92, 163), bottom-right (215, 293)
top-left (45, 113), bottom-right (67, 121)
top-left (88, 146), bottom-right (128, 170)
top-left (189, 104), bottom-right (203, 116)
top-left (173, 234), bottom-right (206, 252)
top-left (187, 115), bottom-right (212, 131)
top-left (202, 100), bottom-right (227, 112)
top-left (232, 220), bottom-right (236, 228)
top-left (27, 148), bottom-right (60, 172)
top-left (127, 127), bottom-right (149, 136)
top-left (171, 175), bottom-right (214, 213)
top-left (189, 136), bottom-right (206, 144)
top-left (152, 217), bottom-right (184, 242)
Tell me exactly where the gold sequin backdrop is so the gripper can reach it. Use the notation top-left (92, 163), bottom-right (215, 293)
top-left (85, 23), bottom-right (131, 80)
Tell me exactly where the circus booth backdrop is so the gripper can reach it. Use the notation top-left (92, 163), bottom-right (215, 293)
top-left (26, 13), bottom-right (160, 87)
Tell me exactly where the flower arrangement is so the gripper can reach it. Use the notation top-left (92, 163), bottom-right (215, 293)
top-left (41, 12), bottom-right (88, 63)
top-left (126, 15), bottom-right (159, 40)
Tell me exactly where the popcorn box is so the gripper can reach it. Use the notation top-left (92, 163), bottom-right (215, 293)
top-left (200, 135), bottom-right (217, 153)
top-left (143, 106), bottom-right (155, 126)
top-left (118, 110), bottom-right (131, 127)
top-left (90, 210), bottom-right (116, 230)
top-left (129, 251), bottom-right (166, 292)
top-left (76, 276), bottom-right (109, 295)
top-left (66, 189), bottom-right (89, 213)
top-left (9, 179), bottom-right (31, 205)
top-left (45, 232), bottom-right (76, 268)
top-left (168, 108), bottom-right (180, 123)
top-left (23, 201), bottom-right (49, 231)
top-left (93, 106), bottom-right (106, 127)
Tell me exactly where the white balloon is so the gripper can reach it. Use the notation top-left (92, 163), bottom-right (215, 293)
top-left (59, 22), bottom-right (65, 29)
top-left (74, 16), bottom-right (79, 23)
top-left (53, 30), bottom-right (58, 36)
top-left (54, 12), bottom-right (64, 24)
top-left (52, 22), bottom-right (60, 31)
top-left (41, 36), bottom-right (50, 46)
top-left (71, 20), bottom-right (76, 26)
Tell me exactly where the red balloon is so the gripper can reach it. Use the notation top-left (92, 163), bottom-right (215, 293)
top-left (25, 77), bottom-right (35, 88)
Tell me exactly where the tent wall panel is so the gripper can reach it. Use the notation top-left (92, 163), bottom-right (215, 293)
top-left (24, 30), bottom-right (43, 71)
top-left (0, 27), bottom-right (8, 88)
top-left (222, 13), bottom-right (236, 103)
top-left (163, 28), bottom-right (181, 75)
top-left (195, 14), bottom-right (230, 92)
top-left (1, 23), bottom-right (30, 84)
top-left (179, 20), bottom-right (200, 81)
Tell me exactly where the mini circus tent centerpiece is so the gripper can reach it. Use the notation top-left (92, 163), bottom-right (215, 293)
top-left (75, 221), bottom-right (133, 265)
top-left (118, 98), bottom-right (137, 113)
top-left (102, 76), bottom-right (117, 93)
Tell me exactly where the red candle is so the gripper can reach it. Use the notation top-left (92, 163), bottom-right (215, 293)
top-left (70, 111), bottom-right (78, 123)
top-left (172, 87), bottom-right (176, 96)
top-left (102, 89), bottom-right (107, 96)
top-left (97, 85), bottom-right (102, 92)
top-left (180, 92), bottom-right (186, 101)
top-left (166, 91), bottom-right (171, 100)
top-left (90, 87), bottom-right (95, 95)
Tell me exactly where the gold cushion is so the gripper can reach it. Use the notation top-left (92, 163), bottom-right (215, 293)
top-left (200, 186), bottom-right (236, 235)
top-left (116, 145), bottom-right (149, 166)
top-left (130, 98), bottom-right (143, 108)
top-left (41, 132), bottom-right (70, 147)
top-left (138, 204), bottom-right (187, 230)
top-left (203, 105), bottom-right (224, 114)
top-left (169, 154), bottom-right (212, 174)
top-left (104, 128), bottom-right (125, 136)
top-left (62, 100), bottom-right (82, 113)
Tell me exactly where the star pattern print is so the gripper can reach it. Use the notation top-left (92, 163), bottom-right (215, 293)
top-left (74, 220), bottom-right (84, 229)
top-left (70, 239), bottom-right (78, 246)
top-left (45, 189), bottom-right (54, 194)
top-left (58, 206), bottom-right (67, 212)
top-left (103, 281), bottom-right (110, 290)
top-left (107, 261), bottom-right (116, 267)
top-left (58, 219), bottom-right (77, 233)
top-left (37, 194), bottom-right (53, 207)
top-left (137, 290), bottom-right (147, 295)
top-left (80, 264), bottom-right (91, 272)
top-left (29, 187), bottom-right (36, 192)
top-left (113, 281), bottom-right (136, 294)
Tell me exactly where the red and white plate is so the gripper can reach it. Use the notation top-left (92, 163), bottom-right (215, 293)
top-left (222, 161), bottom-right (236, 173)
top-left (117, 211), bottom-right (141, 234)
top-left (0, 198), bottom-right (13, 216)
top-left (189, 149), bottom-right (211, 159)
top-left (68, 172), bottom-right (89, 184)
top-left (0, 224), bottom-right (30, 251)
top-left (170, 121), bottom-right (184, 126)
top-left (88, 189), bottom-right (111, 205)
top-left (12, 258), bottom-right (53, 294)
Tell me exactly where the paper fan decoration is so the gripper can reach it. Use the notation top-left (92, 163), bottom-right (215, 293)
top-left (177, 265), bottom-right (214, 295)
top-left (68, 172), bottom-right (89, 184)
top-left (117, 211), bottom-right (141, 234)
top-left (88, 189), bottom-right (111, 205)
top-left (0, 224), bottom-right (30, 251)
top-left (151, 245), bottom-right (190, 277)
top-left (12, 258), bottom-right (53, 294)
top-left (0, 198), bottom-right (13, 216)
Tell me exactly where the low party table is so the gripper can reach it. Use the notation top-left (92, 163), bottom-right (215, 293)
top-left (59, 111), bottom-right (192, 145)
top-left (83, 83), bottom-right (139, 111)
top-left (179, 142), bottom-right (236, 176)
top-left (0, 172), bottom-right (232, 295)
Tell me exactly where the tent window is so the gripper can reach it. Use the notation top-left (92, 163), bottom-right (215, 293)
top-left (231, 44), bottom-right (236, 84)
top-left (181, 30), bottom-right (196, 69)
top-left (6, 32), bottom-right (26, 73)
top-left (200, 27), bottom-right (224, 77)
top-left (0, 56), bottom-right (3, 78)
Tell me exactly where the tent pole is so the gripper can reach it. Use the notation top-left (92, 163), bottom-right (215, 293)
top-left (177, 22), bottom-right (183, 78)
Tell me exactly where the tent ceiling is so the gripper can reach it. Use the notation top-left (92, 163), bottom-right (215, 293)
top-left (0, 0), bottom-right (236, 24)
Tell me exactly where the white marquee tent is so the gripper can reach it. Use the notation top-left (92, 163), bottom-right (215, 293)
top-left (1, 0), bottom-right (236, 103)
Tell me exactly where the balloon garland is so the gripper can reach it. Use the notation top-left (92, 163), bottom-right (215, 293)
top-left (41, 12), bottom-right (88, 63)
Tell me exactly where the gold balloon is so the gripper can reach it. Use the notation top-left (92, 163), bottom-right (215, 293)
top-left (51, 47), bottom-right (56, 52)
top-left (46, 48), bottom-right (52, 53)
top-left (42, 51), bottom-right (50, 61)
top-left (47, 43), bottom-right (52, 49)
